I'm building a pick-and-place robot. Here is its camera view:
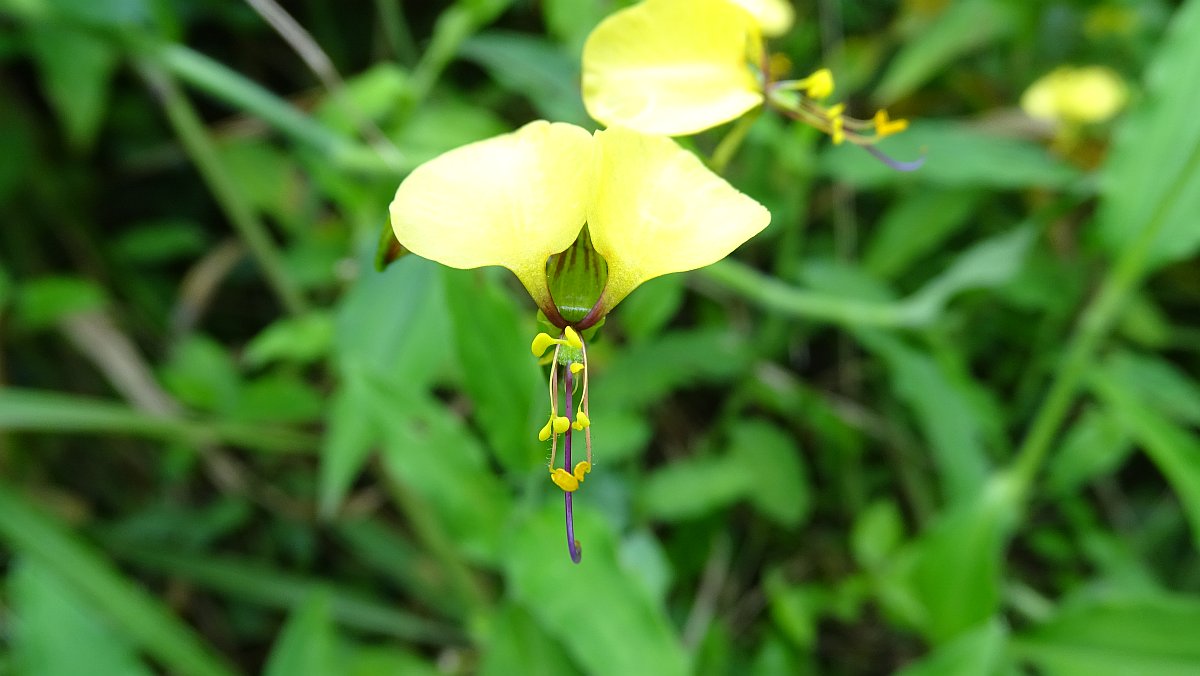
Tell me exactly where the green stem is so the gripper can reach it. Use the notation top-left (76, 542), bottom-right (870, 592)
top-left (154, 44), bottom-right (397, 175)
top-left (698, 259), bottom-right (918, 328)
top-left (374, 0), bottom-right (418, 66)
top-left (137, 61), bottom-right (308, 316)
top-left (1009, 138), bottom-right (1200, 495)
top-left (0, 388), bottom-right (318, 453)
top-left (709, 108), bottom-right (761, 174)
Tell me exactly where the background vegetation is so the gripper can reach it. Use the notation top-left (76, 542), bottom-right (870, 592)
top-left (2, 0), bottom-right (1200, 674)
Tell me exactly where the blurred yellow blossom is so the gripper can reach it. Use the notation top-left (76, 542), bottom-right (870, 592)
top-left (1021, 66), bottom-right (1128, 125)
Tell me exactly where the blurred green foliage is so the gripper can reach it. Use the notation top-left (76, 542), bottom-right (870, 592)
top-left (1, 0), bottom-right (1199, 674)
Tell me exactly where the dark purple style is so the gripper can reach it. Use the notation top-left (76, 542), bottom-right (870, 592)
top-left (563, 367), bottom-right (582, 563)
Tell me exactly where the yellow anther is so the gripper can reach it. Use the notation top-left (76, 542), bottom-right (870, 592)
top-left (799, 68), bottom-right (834, 100)
top-left (551, 467), bottom-right (580, 492)
top-left (873, 109), bottom-right (909, 138)
top-left (553, 416), bottom-right (571, 435)
top-left (539, 415), bottom-right (571, 441)
top-left (563, 326), bottom-right (583, 349)
top-left (573, 461), bottom-right (592, 482)
top-left (531, 332), bottom-right (564, 357)
top-left (570, 362), bottom-right (585, 374)
top-left (831, 115), bottom-right (845, 145)
top-left (572, 410), bottom-right (591, 431)
top-left (825, 103), bottom-right (845, 119)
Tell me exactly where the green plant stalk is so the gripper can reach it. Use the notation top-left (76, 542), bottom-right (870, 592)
top-left (0, 483), bottom-right (238, 676)
top-left (154, 44), bottom-right (396, 175)
top-left (0, 388), bottom-right (317, 453)
top-left (698, 259), bottom-right (918, 328)
top-left (113, 546), bottom-right (465, 645)
top-left (1010, 138), bottom-right (1200, 495)
top-left (709, 109), bottom-right (760, 174)
top-left (374, 0), bottom-right (418, 66)
top-left (137, 61), bottom-right (308, 316)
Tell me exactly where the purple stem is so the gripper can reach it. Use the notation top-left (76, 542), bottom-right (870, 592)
top-left (563, 367), bottom-right (582, 563)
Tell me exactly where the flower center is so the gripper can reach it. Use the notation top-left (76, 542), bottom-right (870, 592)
top-left (546, 225), bottom-right (608, 324)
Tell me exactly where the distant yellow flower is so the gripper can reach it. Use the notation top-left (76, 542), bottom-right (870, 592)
top-left (389, 120), bottom-right (770, 562)
top-left (1021, 66), bottom-right (1128, 125)
top-left (582, 0), bottom-right (917, 168)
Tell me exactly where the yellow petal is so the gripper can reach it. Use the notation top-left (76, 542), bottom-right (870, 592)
top-left (389, 121), bottom-right (593, 306)
top-left (589, 127), bottom-right (771, 312)
top-left (729, 0), bottom-right (794, 36)
top-left (582, 0), bottom-right (763, 136)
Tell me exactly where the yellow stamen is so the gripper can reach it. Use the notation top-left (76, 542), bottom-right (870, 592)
top-left (551, 468), bottom-right (580, 492)
top-left (553, 416), bottom-right (570, 434)
top-left (798, 68), bottom-right (834, 100)
top-left (873, 109), bottom-right (908, 138)
top-left (828, 105), bottom-right (846, 145)
top-left (573, 461), bottom-right (591, 482)
top-left (563, 326), bottom-right (583, 349)
top-left (570, 362), bottom-right (584, 374)
top-left (572, 409), bottom-right (590, 431)
top-left (531, 332), bottom-right (565, 357)
top-left (538, 415), bottom-right (571, 441)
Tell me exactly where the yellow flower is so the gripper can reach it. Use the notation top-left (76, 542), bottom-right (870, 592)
top-left (390, 120), bottom-right (769, 326)
top-left (1021, 66), bottom-right (1128, 126)
top-left (582, 0), bottom-right (917, 168)
top-left (388, 120), bottom-right (769, 561)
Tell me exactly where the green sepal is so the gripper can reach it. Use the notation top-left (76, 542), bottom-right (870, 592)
top-left (546, 226), bottom-right (607, 323)
top-left (374, 216), bottom-right (409, 272)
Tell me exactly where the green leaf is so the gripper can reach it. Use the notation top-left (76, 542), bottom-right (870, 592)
top-left (897, 619), bottom-right (1008, 676)
top-left (318, 373), bottom-right (379, 519)
top-left (459, 31), bottom-right (590, 125)
top-left (479, 603), bottom-right (580, 676)
top-left (14, 275), bottom-right (106, 330)
top-left (728, 420), bottom-right (811, 527)
top-left (1045, 406), bottom-right (1131, 495)
top-left (863, 189), bottom-right (982, 280)
top-left (884, 476), bottom-right (1019, 643)
top-left (874, 0), bottom-right (1018, 105)
top-left (857, 332), bottom-right (991, 505)
top-left (506, 504), bottom-right (688, 676)
top-left (442, 267), bottom-right (543, 472)
top-left (9, 559), bottom-right (154, 676)
top-left (263, 592), bottom-right (338, 676)
top-left (334, 256), bottom-right (449, 385)
top-left (1102, 351), bottom-right (1200, 426)
top-left (641, 454), bottom-right (752, 522)
top-left (28, 23), bottom-right (119, 149)
top-left (1012, 593), bottom-right (1200, 675)
top-left (820, 122), bottom-right (1081, 190)
top-left (852, 501), bottom-right (905, 572)
top-left (1091, 366), bottom-right (1200, 549)
top-left (244, 312), bottom-right (335, 368)
top-left (159, 335), bottom-right (241, 414)
top-left (109, 220), bottom-right (207, 265)
top-left (1096, 0), bottom-right (1200, 268)
top-left (0, 483), bottom-right (237, 676)
top-left (371, 380), bottom-right (512, 563)
top-left (593, 329), bottom-right (751, 410)
top-left (901, 227), bottom-right (1036, 322)
top-left (618, 274), bottom-right (686, 343)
